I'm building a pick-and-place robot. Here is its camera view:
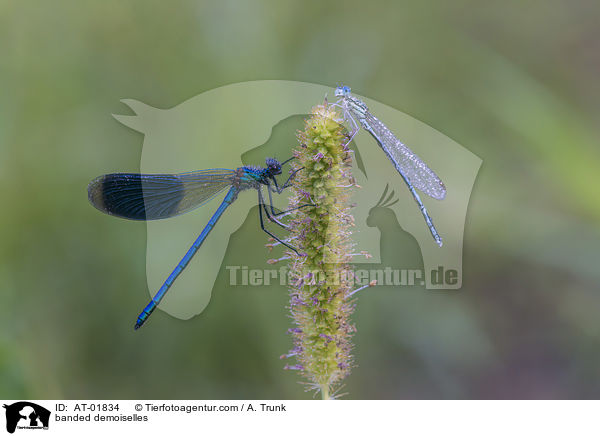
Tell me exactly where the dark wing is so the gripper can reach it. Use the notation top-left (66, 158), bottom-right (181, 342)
top-left (88, 169), bottom-right (236, 220)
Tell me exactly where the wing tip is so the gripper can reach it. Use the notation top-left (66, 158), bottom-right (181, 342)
top-left (86, 173), bottom-right (148, 220)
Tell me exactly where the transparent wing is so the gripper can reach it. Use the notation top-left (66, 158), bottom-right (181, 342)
top-left (362, 111), bottom-right (446, 200)
top-left (88, 169), bottom-right (236, 220)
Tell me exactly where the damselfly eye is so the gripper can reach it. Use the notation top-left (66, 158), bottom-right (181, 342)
top-left (334, 85), bottom-right (351, 97)
top-left (265, 158), bottom-right (282, 175)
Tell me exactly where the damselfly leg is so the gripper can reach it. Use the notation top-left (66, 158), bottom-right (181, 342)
top-left (257, 188), bottom-right (299, 253)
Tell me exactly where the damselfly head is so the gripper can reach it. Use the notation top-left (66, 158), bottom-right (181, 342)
top-left (265, 157), bottom-right (282, 176)
top-left (334, 85), bottom-right (351, 97)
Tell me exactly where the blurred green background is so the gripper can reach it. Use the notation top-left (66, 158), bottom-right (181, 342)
top-left (1, 0), bottom-right (600, 399)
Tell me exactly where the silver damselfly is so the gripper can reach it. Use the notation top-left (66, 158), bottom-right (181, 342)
top-left (332, 86), bottom-right (446, 247)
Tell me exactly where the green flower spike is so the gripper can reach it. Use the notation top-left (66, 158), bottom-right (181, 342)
top-left (281, 103), bottom-right (359, 399)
